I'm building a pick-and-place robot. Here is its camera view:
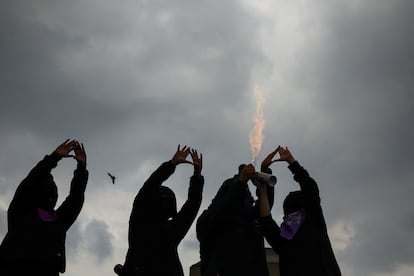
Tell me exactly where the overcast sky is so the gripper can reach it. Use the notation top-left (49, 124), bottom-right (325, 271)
top-left (1, 1), bottom-right (413, 275)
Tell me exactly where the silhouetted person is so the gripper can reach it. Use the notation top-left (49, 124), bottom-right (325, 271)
top-left (196, 158), bottom-right (275, 276)
top-left (0, 140), bottom-right (88, 276)
top-left (116, 145), bottom-right (204, 276)
top-left (257, 146), bottom-right (341, 276)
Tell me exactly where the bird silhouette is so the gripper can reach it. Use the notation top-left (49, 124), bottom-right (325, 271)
top-left (107, 173), bottom-right (116, 184)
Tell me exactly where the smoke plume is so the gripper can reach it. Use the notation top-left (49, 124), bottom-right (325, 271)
top-left (249, 85), bottom-right (266, 164)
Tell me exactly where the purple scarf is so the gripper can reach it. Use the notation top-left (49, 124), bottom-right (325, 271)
top-left (280, 209), bottom-right (305, 240)
top-left (37, 208), bottom-right (58, 222)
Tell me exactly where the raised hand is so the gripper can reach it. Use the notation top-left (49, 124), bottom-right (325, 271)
top-left (171, 145), bottom-right (192, 165)
top-left (190, 149), bottom-right (203, 176)
top-left (261, 146), bottom-right (280, 171)
top-left (54, 139), bottom-right (76, 158)
top-left (73, 141), bottom-right (87, 166)
top-left (277, 146), bottom-right (296, 165)
top-left (239, 164), bottom-right (256, 183)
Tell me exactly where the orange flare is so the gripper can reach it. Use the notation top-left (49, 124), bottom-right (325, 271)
top-left (249, 85), bottom-right (266, 164)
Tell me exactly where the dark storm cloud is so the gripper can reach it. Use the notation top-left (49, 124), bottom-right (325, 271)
top-left (278, 1), bottom-right (414, 274)
top-left (340, 209), bottom-right (414, 275)
top-left (2, 0), bottom-right (413, 275)
top-left (298, 0), bottom-right (414, 158)
top-left (0, 5), bottom-right (147, 137)
top-left (0, 0), bottom-right (264, 193)
top-left (1, 1), bottom-right (272, 275)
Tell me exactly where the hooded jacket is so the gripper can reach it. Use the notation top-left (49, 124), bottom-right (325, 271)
top-left (122, 161), bottom-right (204, 276)
top-left (196, 172), bottom-right (274, 276)
top-left (259, 161), bottom-right (341, 276)
top-left (0, 152), bottom-right (88, 275)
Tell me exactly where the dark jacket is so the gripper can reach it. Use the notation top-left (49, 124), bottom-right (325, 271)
top-left (196, 173), bottom-right (274, 276)
top-left (259, 161), bottom-right (341, 276)
top-left (0, 152), bottom-right (88, 275)
top-left (122, 161), bottom-right (204, 276)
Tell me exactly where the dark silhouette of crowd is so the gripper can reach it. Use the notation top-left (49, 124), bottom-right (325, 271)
top-left (0, 141), bottom-right (341, 276)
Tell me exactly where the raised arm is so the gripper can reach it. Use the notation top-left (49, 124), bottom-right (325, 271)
top-left (260, 146), bottom-right (280, 174)
top-left (256, 147), bottom-right (281, 209)
top-left (8, 140), bottom-right (77, 215)
top-left (57, 142), bottom-right (89, 231)
top-left (278, 146), bottom-right (320, 211)
top-left (256, 178), bottom-right (282, 253)
top-left (169, 148), bottom-right (204, 244)
top-left (140, 145), bottom-right (191, 193)
top-left (256, 182), bottom-right (271, 217)
top-left (256, 147), bottom-right (285, 253)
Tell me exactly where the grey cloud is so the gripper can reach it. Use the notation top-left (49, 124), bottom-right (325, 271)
top-left (0, 0), bottom-right (265, 193)
top-left (182, 238), bottom-right (200, 252)
top-left (250, 1), bottom-right (414, 275)
top-left (0, 207), bottom-right (7, 239)
top-left (2, 0), bottom-right (414, 275)
top-left (66, 220), bottom-right (83, 258)
top-left (83, 219), bottom-right (114, 262)
top-left (293, 2), bottom-right (414, 274)
top-left (338, 208), bottom-right (414, 276)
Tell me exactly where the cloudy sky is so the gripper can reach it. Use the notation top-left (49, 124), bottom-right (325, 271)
top-left (1, 0), bottom-right (413, 275)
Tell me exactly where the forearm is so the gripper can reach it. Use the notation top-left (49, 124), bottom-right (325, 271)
top-left (189, 174), bottom-right (204, 201)
top-left (258, 186), bottom-right (271, 217)
top-left (172, 175), bottom-right (204, 242)
top-left (69, 163), bottom-right (89, 195)
top-left (259, 215), bottom-right (282, 253)
top-left (182, 175), bottom-right (204, 219)
top-left (288, 161), bottom-right (320, 205)
top-left (57, 165), bottom-right (88, 229)
top-left (142, 161), bottom-right (176, 190)
top-left (24, 152), bottom-right (61, 181)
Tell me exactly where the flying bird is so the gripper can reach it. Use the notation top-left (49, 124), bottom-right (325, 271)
top-left (107, 173), bottom-right (116, 184)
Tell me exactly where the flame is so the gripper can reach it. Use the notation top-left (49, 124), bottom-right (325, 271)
top-left (249, 85), bottom-right (266, 165)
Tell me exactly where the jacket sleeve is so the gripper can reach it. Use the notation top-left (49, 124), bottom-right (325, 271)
top-left (8, 152), bottom-right (61, 217)
top-left (288, 161), bottom-right (322, 217)
top-left (256, 166), bottom-right (275, 212)
top-left (169, 174), bottom-right (204, 245)
top-left (259, 215), bottom-right (282, 254)
top-left (140, 161), bottom-right (176, 193)
top-left (56, 163), bottom-right (89, 231)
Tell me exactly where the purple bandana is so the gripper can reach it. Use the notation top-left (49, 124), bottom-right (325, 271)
top-left (37, 208), bottom-right (58, 222)
top-left (280, 209), bottom-right (305, 240)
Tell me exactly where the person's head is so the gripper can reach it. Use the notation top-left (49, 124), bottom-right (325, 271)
top-left (37, 174), bottom-right (58, 211)
top-left (238, 164), bottom-right (246, 175)
top-left (158, 186), bottom-right (177, 221)
top-left (283, 191), bottom-right (305, 215)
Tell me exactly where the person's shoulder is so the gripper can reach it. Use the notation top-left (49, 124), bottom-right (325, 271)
top-left (222, 176), bottom-right (240, 188)
top-left (224, 175), bottom-right (237, 184)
